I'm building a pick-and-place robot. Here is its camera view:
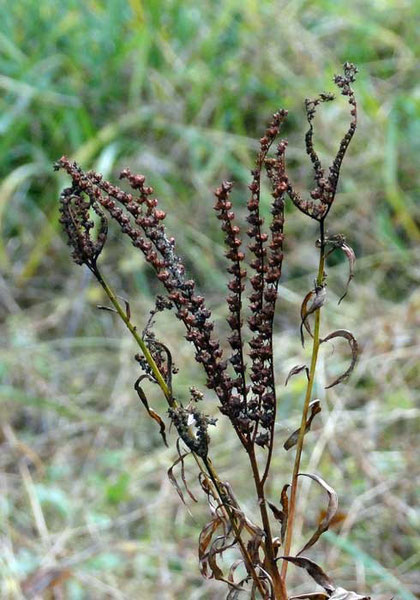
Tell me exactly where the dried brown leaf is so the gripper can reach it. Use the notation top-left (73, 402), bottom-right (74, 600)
top-left (300, 285), bottom-right (326, 346)
top-left (330, 588), bottom-right (371, 600)
top-left (281, 556), bottom-right (335, 594)
top-left (199, 516), bottom-right (224, 578)
top-left (97, 305), bottom-right (117, 313)
top-left (320, 329), bottom-right (358, 388)
top-left (167, 452), bottom-right (190, 505)
top-left (280, 483), bottom-right (290, 543)
top-left (134, 376), bottom-right (168, 446)
top-left (246, 529), bottom-right (264, 564)
top-left (268, 483), bottom-right (290, 545)
top-left (285, 364), bottom-right (309, 386)
top-left (268, 501), bottom-right (285, 523)
top-left (176, 438), bottom-right (198, 503)
top-left (300, 289), bottom-right (315, 344)
top-left (323, 236), bottom-right (356, 304)
top-left (297, 473), bottom-right (338, 554)
top-left (284, 400), bottom-right (321, 451)
top-left (290, 594), bottom-right (330, 600)
top-left (337, 243), bottom-right (355, 304)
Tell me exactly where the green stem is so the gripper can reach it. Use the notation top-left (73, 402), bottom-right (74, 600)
top-left (93, 266), bottom-right (173, 403)
top-left (281, 221), bottom-right (325, 580)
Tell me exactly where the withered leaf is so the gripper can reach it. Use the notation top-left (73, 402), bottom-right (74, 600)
top-left (281, 556), bottom-right (335, 594)
top-left (124, 298), bottom-right (131, 320)
top-left (300, 289), bottom-right (315, 345)
top-left (176, 438), bottom-right (198, 503)
top-left (199, 516), bottom-right (223, 578)
top-left (168, 451), bottom-right (191, 505)
top-left (297, 473), bottom-right (338, 554)
top-left (134, 376), bottom-right (168, 446)
top-left (280, 483), bottom-right (290, 544)
top-left (283, 400), bottom-right (321, 451)
top-left (290, 594), bottom-right (330, 600)
top-left (300, 285), bottom-right (326, 346)
top-left (246, 529), bottom-right (265, 564)
top-left (97, 304), bottom-right (117, 313)
top-left (322, 235), bottom-right (355, 304)
top-left (337, 243), bottom-right (355, 304)
top-left (330, 588), bottom-right (371, 600)
top-left (268, 501), bottom-right (285, 523)
top-left (146, 339), bottom-right (174, 392)
top-left (285, 364), bottom-right (309, 386)
top-left (320, 329), bottom-right (358, 388)
top-left (228, 559), bottom-right (245, 583)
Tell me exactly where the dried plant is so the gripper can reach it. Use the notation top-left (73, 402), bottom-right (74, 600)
top-left (55, 63), bottom-right (377, 599)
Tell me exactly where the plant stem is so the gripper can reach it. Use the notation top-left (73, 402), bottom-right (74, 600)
top-left (93, 266), bottom-right (173, 403)
top-left (281, 220), bottom-right (325, 580)
top-left (248, 447), bottom-right (288, 600)
top-left (92, 266), bottom-right (267, 596)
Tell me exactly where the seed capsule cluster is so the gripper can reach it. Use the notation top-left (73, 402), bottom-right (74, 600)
top-left (56, 63), bottom-right (357, 455)
top-left (287, 62), bottom-right (358, 221)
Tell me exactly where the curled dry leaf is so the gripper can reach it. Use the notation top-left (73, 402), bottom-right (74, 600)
top-left (280, 556), bottom-right (335, 594)
top-left (176, 438), bottom-right (198, 503)
top-left (268, 484), bottom-right (290, 544)
top-left (320, 329), bottom-right (358, 388)
top-left (329, 588), bottom-right (371, 600)
top-left (321, 234), bottom-right (356, 304)
top-left (290, 594), bottom-right (330, 600)
top-left (167, 451), bottom-right (191, 506)
top-left (97, 304), bottom-right (117, 313)
top-left (285, 364), bottom-right (309, 386)
top-left (146, 339), bottom-right (174, 392)
top-left (300, 285), bottom-right (327, 346)
top-left (134, 376), bottom-right (168, 446)
top-left (199, 515), bottom-right (224, 579)
top-left (337, 242), bottom-right (355, 304)
top-left (300, 289), bottom-right (315, 344)
top-left (297, 473), bottom-right (338, 555)
top-left (280, 483), bottom-right (290, 544)
top-left (283, 400), bottom-right (321, 451)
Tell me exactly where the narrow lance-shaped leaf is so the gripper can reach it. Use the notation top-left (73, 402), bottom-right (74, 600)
top-left (300, 289), bottom-right (315, 344)
top-left (321, 329), bottom-right (358, 388)
top-left (268, 483), bottom-right (290, 544)
top-left (199, 515), bottom-right (224, 578)
top-left (280, 483), bottom-right (290, 544)
top-left (337, 242), bottom-right (355, 304)
top-left (280, 556), bottom-right (335, 594)
top-left (300, 285), bottom-right (327, 346)
top-left (176, 438), bottom-right (198, 503)
top-left (290, 594), bottom-right (330, 600)
top-left (321, 235), bottom-right (356, 304)
top-left (285, 364), bottom-right (309, 386)
top-left (134, 376), bottom-right (168, 446)
top-left (297, 473), bottom-right (338, 555)
top-left (167, 450), bottom-right (191, 506)
top-left (283, 400), bottom-right (321, 451)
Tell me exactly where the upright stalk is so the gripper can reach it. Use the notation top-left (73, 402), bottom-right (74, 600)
top-left (281, 220), bottom-right (325, 580)
top-left (248, 447), bottom-right (288, 600)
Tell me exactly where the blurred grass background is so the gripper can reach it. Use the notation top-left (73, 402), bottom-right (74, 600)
top-left (0, 0), bottom-right (419, 598)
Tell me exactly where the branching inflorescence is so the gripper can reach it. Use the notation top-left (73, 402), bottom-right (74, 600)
top-left (56, 63), bottom-right (375, 600)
